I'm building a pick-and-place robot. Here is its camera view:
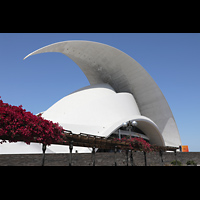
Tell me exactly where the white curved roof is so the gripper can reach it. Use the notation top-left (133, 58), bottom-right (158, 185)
top-left (40, 83), bottom-right (164, 146)
top-left (24, 40), bottom-right (181, 147)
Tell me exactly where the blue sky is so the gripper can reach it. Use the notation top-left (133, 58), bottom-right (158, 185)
top-left (0, 33), bottom-right (200, 151)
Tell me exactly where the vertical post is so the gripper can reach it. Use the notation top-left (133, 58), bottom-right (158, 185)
top-left (119, 129), bottom-right (121, 139)
top-left (114, 146), bottom-right (117, 166)
top-left (92, 146), bottom-right (96, 166)
top-left (144, 151), bottom-right (147, 166)
top-left (42, 143), bottom-right (46, 166)
top-left (130, 150), bottom-right (135, 166)
top-left (159, 150), bottom-right (163, 166)
top-left (126, 149), bottom-right (129, 166)
top-left (174, 149), bottom-right (177, 166)
top-left (130, 150), bottom-right (133, 166)
top-left (69, 141), bottom-right (73, 166)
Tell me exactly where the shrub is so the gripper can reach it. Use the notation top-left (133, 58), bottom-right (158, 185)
top-left (186, 160), bottom-right (197, 166)
top-left (0, 97), bottom-right (64, 145)
top-left (171, 160), bottom-right (182, 166)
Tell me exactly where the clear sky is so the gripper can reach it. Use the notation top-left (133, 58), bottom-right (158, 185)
top-left (0, 33), bottom-right (200, 151)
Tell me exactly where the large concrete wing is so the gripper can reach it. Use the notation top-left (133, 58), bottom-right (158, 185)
top-left (24, 40), bottom-right (181, 147)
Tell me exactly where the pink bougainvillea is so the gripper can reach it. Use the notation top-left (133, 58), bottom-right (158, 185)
top-left (128, 137), bottom-right (152, 152)
top-left (115, 137), bottom-right (153, 152)
top-left (0, 97), bottom-right (64, 145)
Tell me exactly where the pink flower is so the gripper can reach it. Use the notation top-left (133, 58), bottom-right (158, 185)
top-left (0, 97), bottom-right (65, 145)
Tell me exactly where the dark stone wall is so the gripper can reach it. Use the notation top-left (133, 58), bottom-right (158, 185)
top-left (0, 152), bottom-right (199, 166)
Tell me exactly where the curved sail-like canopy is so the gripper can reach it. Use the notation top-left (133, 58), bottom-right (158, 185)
top-left (24, 40), bottom-right (181, 147)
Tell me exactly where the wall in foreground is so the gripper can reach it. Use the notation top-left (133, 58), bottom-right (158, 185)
top-left (0, 152), bottom-right (200, 166)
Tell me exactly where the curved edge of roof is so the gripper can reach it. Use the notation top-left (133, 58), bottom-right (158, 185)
top-left (24, 40), bottom-right (181, 147)
top-left (23, 40), bottom-right (111, 60)
top-left (104, 115), bottom-right (165, 146)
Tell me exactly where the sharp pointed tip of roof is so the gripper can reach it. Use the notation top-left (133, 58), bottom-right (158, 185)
top-left (23, 52), bottom-right (33, 60)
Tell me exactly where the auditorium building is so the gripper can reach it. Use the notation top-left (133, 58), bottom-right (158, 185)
top-left (0, 40), bottom-right (182, 153)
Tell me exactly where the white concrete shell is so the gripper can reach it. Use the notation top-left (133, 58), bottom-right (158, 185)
top-left (24, 40), bottom-right (181, 146)
top-left (42, 83), bottom-right (165, 146)
top-left (0, 40), bottom-right (181, 154)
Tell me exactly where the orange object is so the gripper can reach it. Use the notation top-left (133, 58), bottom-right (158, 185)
top-left (181, 145), bottom-right (189, 152)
